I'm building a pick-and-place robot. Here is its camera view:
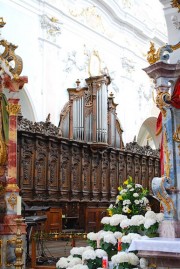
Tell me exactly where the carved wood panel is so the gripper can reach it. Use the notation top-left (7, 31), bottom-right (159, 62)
top-left (71, 144), bottom-right (81, 200)
top-left (91, 151), bottom-right (101, 201)
top-left (118, 152), bottom-right (126, 186)
top-left (48, 140), bottom-right (59, 198)
top-left (82, 146), bottom-right (91, 200)
top-left (101, 151), bottom-right (109, 201)
top-left (109, 151), bottom-right (118, 199)
top-left (34, 138), bottom-right (47, 199)
top-left (60, 142), bottom-right (70, 200)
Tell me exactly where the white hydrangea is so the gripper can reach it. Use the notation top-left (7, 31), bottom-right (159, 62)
top-left (156, 213), bottom-right (164, 222)
top-left (130, 215), bottom-right (145, 226)
top-left (68, 257), bottom-right (82, 267)
top-left (140, 258), bottom-right (149, 268)
top-left (82, 249), bottom-right (96, 262)
top-left (56, 257), bottom-right (69, 268)
top-left (98, 230), bottom-right (113, 239)
top-left (120, 218), bottom-right (131, 229)
top-left (114, 231), bottom-right (123, 239)
top-left (110, 214), bottom-right (127, 226)
top-left (111, 251), bottom-right (129, 264)
top-left (128, 253), bottom-right (139, 265)
top-left (95, 249), bottom-right (107, 258)
top-left (101, 216), bottom-right (111, 224)
top-left (70, 247), bottom-right (85, 256)
top-left (121, 233), bottom-right (141, 244)
top-left (103, 233), bottom-right (117, 245)
top-left (144, 218), bottom-right (157, 229)
top-left (87, 232), bottom-right (98, 241)
top-left (145, 211), bottom-right (157, 220)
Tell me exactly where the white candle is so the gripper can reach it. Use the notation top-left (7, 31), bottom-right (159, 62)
top-left (17, 196), bottom-right (22, 215)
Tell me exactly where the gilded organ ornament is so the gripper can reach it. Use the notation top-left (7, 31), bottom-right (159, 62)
top-left (164, 131), bottom-right (171, 179)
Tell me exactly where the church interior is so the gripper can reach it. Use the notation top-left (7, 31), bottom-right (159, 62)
top-left (0, 0), bottom-right (180, 269)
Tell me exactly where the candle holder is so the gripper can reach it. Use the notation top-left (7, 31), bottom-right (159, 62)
top-left (14, 218), bottom-right (25, 269)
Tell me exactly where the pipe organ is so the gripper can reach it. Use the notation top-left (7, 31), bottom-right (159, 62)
top-left (59, 75), bottom-right (123, 148)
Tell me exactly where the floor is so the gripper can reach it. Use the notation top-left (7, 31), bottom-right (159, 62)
top-left (27, 238), bottom-right (88, 269)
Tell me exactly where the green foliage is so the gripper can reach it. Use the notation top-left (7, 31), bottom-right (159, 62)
top-left (107, 176), bottom-right (149, 218)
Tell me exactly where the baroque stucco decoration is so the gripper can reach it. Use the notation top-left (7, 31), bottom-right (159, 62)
top-left (40, 14), bottom-right (62, 42)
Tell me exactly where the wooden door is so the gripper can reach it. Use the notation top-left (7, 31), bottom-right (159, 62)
top-left (85, 208), bottom-right (107, 233)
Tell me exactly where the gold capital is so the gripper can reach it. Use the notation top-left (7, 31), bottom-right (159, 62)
top-left (6, 103), bottom-right (21, 116)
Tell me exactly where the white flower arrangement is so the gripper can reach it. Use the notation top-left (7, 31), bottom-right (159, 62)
top-left (130, 215), bottom-right (145, 226)
top-left (156, 213), bottom-right (164, 222)
top-left (111, 251), bottom-right (129, 264)
top-left (95, 249), bottom-right (107, 258)
top-left (101, 216), bottom-right (111, 224)
top-left (145, 211), bottom-right (157, 220)
top-left (56, 257), bottom-right (70, 269)
top-left (133, 193), bottom-right (139, 197)
top-left (67, 265), bottom-right (89, 269)
top-left (109, 214), bottom-right (127, 226)
top-left (82, 249), bottom-right (96, 262)
top-left (121, 233), bottom-right (141, 244)
top-left (103, 233), bottom-right (117, 245)
top-left (123, 199), bottom-right (131, 205)
top-left (87, 232), bottom-right (98, 241)
top-left (68, 257), bottom-right (82, 267)
top-left (98, 230), bottom-right (113, 240)
top-left (144, 218), bottom-right (157, 229)
top-left (140, 258), bottom-right (149, 268)
top-left (127, 184), bottom-right (132, 189)
top-left (120, 218), bottom-right (131, 229)
top-left (111, 252), bottom-right (139, 266)
top-left (70, 247), bottom-right (85, 256)
top-left (113, 231), bottom-right (122, 239)
top-left (135, 184), bottom-right (143, 188)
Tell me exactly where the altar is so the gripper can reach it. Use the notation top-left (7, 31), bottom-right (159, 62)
top-left (129, 237), bottom-right (180, 267)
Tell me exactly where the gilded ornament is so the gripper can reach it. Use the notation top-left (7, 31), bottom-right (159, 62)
top-left (0, 17), bottom-right (5, 28)
top-left (0, 132), bottom-right (7, 176)
top-left (6, 103), bottom-right (21, 116)
top-left (7, 192), bottom-right (17, 210)
top-left (171, 0), bottom-right (180, 12)
top-left (0, 39), bottom-right (23, 76)
top-left (147, 41), bottom-right (180, 65)
top-left (164, 131), bottom-right (171, 180)
top-left (155, 91), bottom-right (171, 117)
top-left (173, 125), bottom-right (180, 142)
top-left (5, 183), bottom-right (19, 191)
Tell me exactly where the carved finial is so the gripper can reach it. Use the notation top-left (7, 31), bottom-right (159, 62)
top-left (0, 17), bottom-right (6, 28)
top-left (109, 92), bottom-right (114, 97)
top-left (46, 113), bottom-right (51, 123)
top-left (76, 79), bottom-right (80, 89)
top-left (133, 135), bottom-right (136, 143)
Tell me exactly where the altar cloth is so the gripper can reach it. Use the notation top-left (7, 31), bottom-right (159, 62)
top-left (128, 237), bottom-right (180, 253)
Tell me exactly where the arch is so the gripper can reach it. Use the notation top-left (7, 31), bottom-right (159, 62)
top-left (137, 117), bottom-right (161, 149)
